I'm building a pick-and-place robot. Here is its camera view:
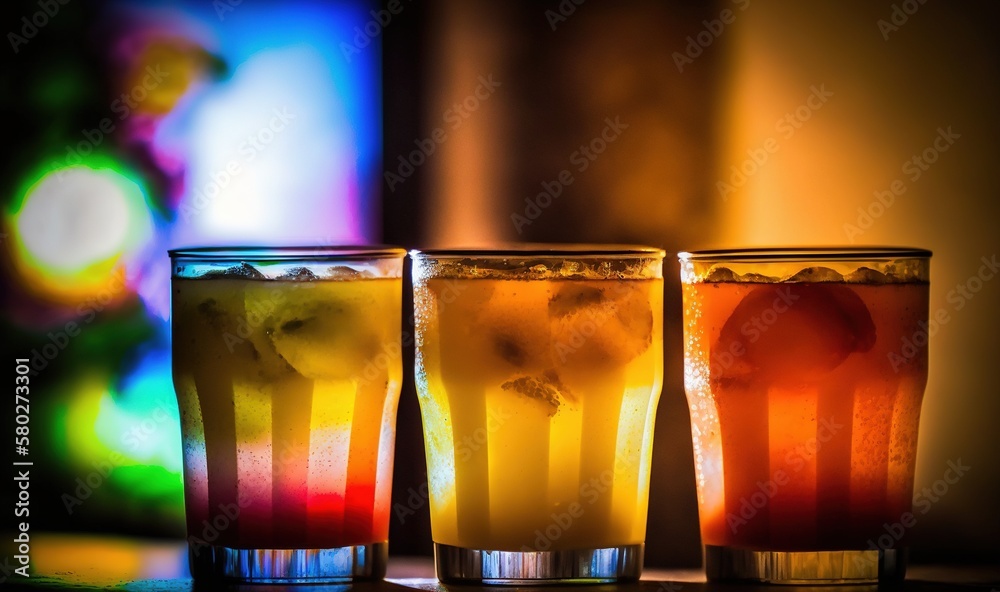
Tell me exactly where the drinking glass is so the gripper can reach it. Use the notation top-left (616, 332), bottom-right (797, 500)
top-left (411, 245), bottom-right (664, 584)
top-left (679, 247), bottom-right (931, 584)
top-left (169, 246), bottom-right (404, 583)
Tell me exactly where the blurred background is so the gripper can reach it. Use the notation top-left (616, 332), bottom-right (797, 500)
top-left (2, 0), bottom-right (998, 578)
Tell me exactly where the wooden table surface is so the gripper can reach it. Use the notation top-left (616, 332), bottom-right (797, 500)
top-left (7, 533), bottom-right (999, 591)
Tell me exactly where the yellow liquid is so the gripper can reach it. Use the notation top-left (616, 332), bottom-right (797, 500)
top-left (414, 277), bottom-right (663, 551)
top-left (172, 276), bottom-right (402, 549)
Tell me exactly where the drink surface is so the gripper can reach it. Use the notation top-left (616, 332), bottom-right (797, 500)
top-left (414, 276), bottom-right (663, 552)
top-left (682, 267), bottom-right (929, 551)
top-left (172, 275), bottom-right (402, 550)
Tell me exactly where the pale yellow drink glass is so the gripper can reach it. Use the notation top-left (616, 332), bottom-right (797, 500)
top-left (170, 246), bottom-right (404, 583)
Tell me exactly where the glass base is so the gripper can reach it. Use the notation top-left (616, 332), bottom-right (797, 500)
top-left (187, 542), bottom-right (387, 583)
top-left (704, 545), bottom-right (906, 584)
top-left (434, 542), bottom-right (643, 584)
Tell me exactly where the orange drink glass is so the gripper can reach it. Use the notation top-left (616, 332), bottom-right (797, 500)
top-left (679, 248), bottom-right (931, 584)
top-left (412, 246), bottom-right (665, 584)
top-left (169, 246), bottom-right (404, 583)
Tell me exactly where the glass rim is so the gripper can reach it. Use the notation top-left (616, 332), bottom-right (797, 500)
top-left (168, 245), bottom-right (407, 261)
top-left (678, 246), bottom-right (932, 262)
top-left (410, 243), bottom-right (666, 260)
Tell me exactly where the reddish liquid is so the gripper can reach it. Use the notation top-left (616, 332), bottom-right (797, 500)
top-left (683, 281), bottom-right (928, 551)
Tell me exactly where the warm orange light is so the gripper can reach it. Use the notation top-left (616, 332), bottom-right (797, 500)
top-left (715, 3), bottom-right (999, 553)
top-left (30, 533), bottom-right (185, 585)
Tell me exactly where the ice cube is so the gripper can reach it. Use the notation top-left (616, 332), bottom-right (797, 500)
top-left (704, 266), bottom-right (740, 283)
top-left (844, 266), bottom-right (888, 284)
top-left (428, 277), bottom-right (493, 311)
top-left (880, 262), bottom-right (924, 283)
top-left (549, 281), bottom-right (653, 369)
top-left (245, 283), bottom-right (381, 380)
top-left (428, 279), bottom-right (506, 381)
top-left (202, 262), bottom-right (266, 279)
top-left (784, 266), bottom-right (844, 283)
top-left (549, 285), bottom-right (605, 317)
top-left (244, 329), bottom-right (296, 380)
top-left (195, 294), bottom-right (246, 341)
top-left (492, 333), bottom-right (531, 367)
top-left (826, 284), bottom-right (876, 352)
top-left (715, 283), bottom-right (875, 384)
top-left (325, 265), bottom-right (374, 280)
top-left (191, 289), bottom-right (293, 379)
top-left (501, 373), bottom-right (569, 416)
top-left (189, 296), bottom-right (238, 364)
top-left (740, 272), bottom-right (778, 283)
top-left (196, 298), bottom-right (227, 328)
top-left (477, 283), bottom-right (551, 373)
top-left (279, 267), bottom-right (319, 281)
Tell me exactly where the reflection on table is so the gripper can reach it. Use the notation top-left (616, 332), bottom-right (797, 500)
top-left (14, 533), bottom-right (1000, 591)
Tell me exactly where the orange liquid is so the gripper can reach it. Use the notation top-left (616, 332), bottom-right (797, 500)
top-left (682, 281), bottom-right (928, 550)
top-left (172, 277), bottom-right (401, 550)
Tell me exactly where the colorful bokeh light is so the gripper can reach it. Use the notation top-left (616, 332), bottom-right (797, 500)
top-left (59, 370), bottom-right (175, 473)
top-left (1, 0), bottom-right (381, 539)
top-left (97, 346), bottom-right (181, 472)
top-left (58, 363), bottom-right (184, 521)
top-left (154, 0), bottom-right (381, 248)
top-left (7, 161), bottom-right (154, 305)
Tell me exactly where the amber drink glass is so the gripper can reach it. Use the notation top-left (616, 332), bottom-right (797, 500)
top-left (679, 248), bottom-right (931, 584)
top-left (412, 246), bottom-right (665, 584)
